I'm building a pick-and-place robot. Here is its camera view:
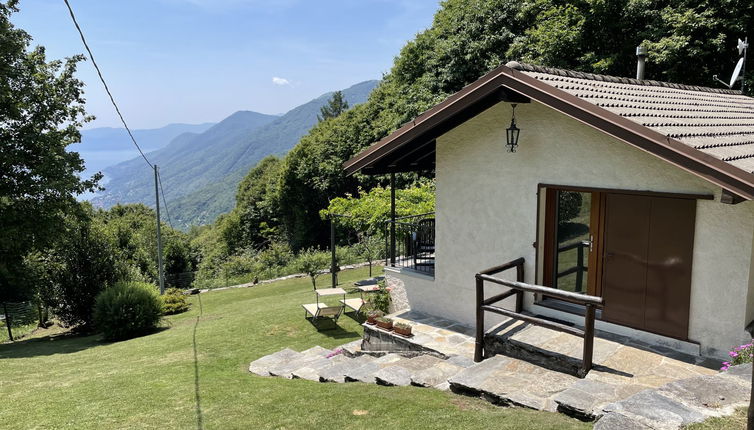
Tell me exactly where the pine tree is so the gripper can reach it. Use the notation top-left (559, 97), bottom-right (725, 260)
top-left (317, 91), bottom-right (349, 122)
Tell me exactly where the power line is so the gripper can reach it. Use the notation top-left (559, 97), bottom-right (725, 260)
top-left (63, 0), bottom-right (153, 169)
top-left (157, 170), bottom-right (174, 229)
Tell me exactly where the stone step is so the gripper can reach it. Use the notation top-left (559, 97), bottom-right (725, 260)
top-left (375, 355), bottom-right (447, 387)
top-left (340, 340), bottom-right (364, 358)
top-left (449, 354), bottom-right (579, 411)
top-left (344, 353), bottom-right (409, 383)
top-left (249, 348), bottom-right (301, 376)
top-left (596, 370), bottom-right (751, 429)
top-left (319, 355), bottom-right (376, 383)
top-left (411, 361), bottom-right (465, 388)
top-left (267, 346), bottom-right (331, 379)
top-left (291, 354), bottom-right (351, 382)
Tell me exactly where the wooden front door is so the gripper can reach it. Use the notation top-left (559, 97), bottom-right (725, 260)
top-left (543, 187), bottom-right (696, 340)
top-left (601, 194), bottom-right (696, 339)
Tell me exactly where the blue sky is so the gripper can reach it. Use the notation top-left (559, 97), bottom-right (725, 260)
top-left (13, 0), bottom-right (440, 129)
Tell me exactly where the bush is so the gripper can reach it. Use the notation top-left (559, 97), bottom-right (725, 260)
top-left (161, 288), bottom-right (190, 315)
top-left (370, 280), bottom-right (391, 314)
top-left (93, 282), bottom-right (162, 341)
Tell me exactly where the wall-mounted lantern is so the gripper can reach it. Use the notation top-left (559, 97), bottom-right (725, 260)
top-left (506, 104), bottom-right (520, 153)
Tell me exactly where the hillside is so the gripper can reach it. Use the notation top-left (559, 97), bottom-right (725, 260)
top-left (73, 123), bottom-right (215, 178)
top-left (91, 80), bottom-right (378, 228)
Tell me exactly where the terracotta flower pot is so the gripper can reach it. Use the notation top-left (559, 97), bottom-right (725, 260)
top-left (366, 315), bottom-right (378, 325)
top-left (376, 320), bottom-right (393, 330)
top-left (393, 326), bottom-right (412, 337)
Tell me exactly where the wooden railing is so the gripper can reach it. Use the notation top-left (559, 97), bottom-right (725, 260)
top-left (474, 257), bottom-right (605, 377)
top-left (555, 240), bottom-right (589, 292)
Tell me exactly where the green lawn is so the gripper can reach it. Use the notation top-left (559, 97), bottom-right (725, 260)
top-left (0, 267), bottom-right (590, 429)
top-left (685, 408), bottom-right (747, 430)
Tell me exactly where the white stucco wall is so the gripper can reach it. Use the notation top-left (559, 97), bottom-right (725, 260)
top-left (403, 100), bottom-right (754, 358)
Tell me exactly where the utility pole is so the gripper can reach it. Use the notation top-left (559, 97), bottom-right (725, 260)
top-left (154, 165), bottom-right (165, 295)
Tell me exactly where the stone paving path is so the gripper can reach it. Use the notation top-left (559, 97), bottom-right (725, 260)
top-left (249, 310), bottom-right (750, 428)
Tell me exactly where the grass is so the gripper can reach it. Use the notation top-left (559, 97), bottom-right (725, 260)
top-left (0, 266), bottom-right (590, 429)
top-left (685, 408), bottom-right (747, 429)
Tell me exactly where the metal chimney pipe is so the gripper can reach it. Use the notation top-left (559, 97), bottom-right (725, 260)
top-left (636, 45), bottom-right (648, 80)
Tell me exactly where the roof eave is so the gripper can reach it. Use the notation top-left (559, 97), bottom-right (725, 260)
top-left (344, 64), bottom-right (754, 200)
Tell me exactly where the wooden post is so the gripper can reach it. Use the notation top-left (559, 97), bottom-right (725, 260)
top-left (576, 243), bottom-right (584, 292)
top-left (474, 276), bottom-right (485, 362)
top-left (330, 216), bottom-right (337, 288)
top-left (3, 302), bottom-right (12, 342)
top-left (390, 173), bottom-right (396, 266)
top-left (749, 355), bottom-right (754, 430)
top-left (515, 260), bottom-right (525, 313)
top-left (581, 303), bottom-right (596, 377)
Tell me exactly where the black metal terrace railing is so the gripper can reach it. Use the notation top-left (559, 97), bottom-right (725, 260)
top-left (383, 212), bottom-right (435, 276)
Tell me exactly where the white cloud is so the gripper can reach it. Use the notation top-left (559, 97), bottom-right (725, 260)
top-left (272, 77), bottom-right (292, 86)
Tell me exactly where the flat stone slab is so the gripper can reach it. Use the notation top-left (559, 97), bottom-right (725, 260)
top-left (411, 361), bottom-right (465, 388)
top-left (602, 389), bottom-right (706, 429)
top-left (268, 346), bottom-right (331, 378)
top-left (659, 374), bottom-right (750, 412)
top-left (291, 355), bottom-right (350, 381)
top-left (445, 354), bottom-right (475, 368)
top-left (594, 412), bottom-right (650, 429)
top-left (320, 355), bottom-right (375, 383)
top-left (249, 348), bottom-right (301, 376)
top-left (344, 361), bottom-right (381, 383)
top-left (723, 363), bottom-right (752, 382)
top-left (375, 365), bottom-right (412, 386)
top-left (554, 379), bottom-right (625, 419)
top-left (449, 355), bottom-right (578, 411)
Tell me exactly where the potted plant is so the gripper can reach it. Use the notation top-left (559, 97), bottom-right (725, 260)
top-left (375, 316), bottom-right (393, 331)
top-left (366, 310), bottom-right (384, 325)
top-left (393, 321), bottom-right (412, 337)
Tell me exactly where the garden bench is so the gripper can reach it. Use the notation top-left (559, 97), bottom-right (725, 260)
top-left (302, 287), bottom-right (347, 329)
top-left (340, 279), bottom-right (385, 314)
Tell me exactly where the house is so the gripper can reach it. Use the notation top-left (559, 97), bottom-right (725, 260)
top-left (343, 61), bottom-right (754, 360)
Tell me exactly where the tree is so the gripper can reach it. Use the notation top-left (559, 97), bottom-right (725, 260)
top-left (231, 156), bottom-right (283, 252)
top-left (0, 1), bottom-right (99, 302)
top-left (355, 234), bottom-right (382, 277)
top-left (317, 90), bottom-right (349, 122)
top-left (44, 207), bottom-right (120, 328)
top-left (294, 248), bottom-right (331, 289)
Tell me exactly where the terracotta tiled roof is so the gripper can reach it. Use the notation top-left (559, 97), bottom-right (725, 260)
top-left (510, 62), bottom-right (754, 173)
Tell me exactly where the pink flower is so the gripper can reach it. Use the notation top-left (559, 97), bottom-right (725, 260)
top-left (730, 351), bottom-right (739, 357)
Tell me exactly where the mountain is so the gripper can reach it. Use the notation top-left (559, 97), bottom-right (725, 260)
top-left (73, 123), bottom-right (215, 178)
top-left (91, 80), bottom-right (379, 228)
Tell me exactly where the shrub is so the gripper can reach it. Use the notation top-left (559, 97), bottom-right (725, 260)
top-left (161, 288), bottom-right (190, 315)
top-left (721, 342), bottom-right (754, 371)
top-left (94, 282), bottom-right (162, 341)
top-left (335, 246), bottom-right (360, 266)
top-left (370, 280), bottom-right (391, 314)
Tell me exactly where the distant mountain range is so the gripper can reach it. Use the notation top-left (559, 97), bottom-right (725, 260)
top-left (90, 80), bottom-right (379, 228)
top-left (74, 123), bottom-right (216, 178)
